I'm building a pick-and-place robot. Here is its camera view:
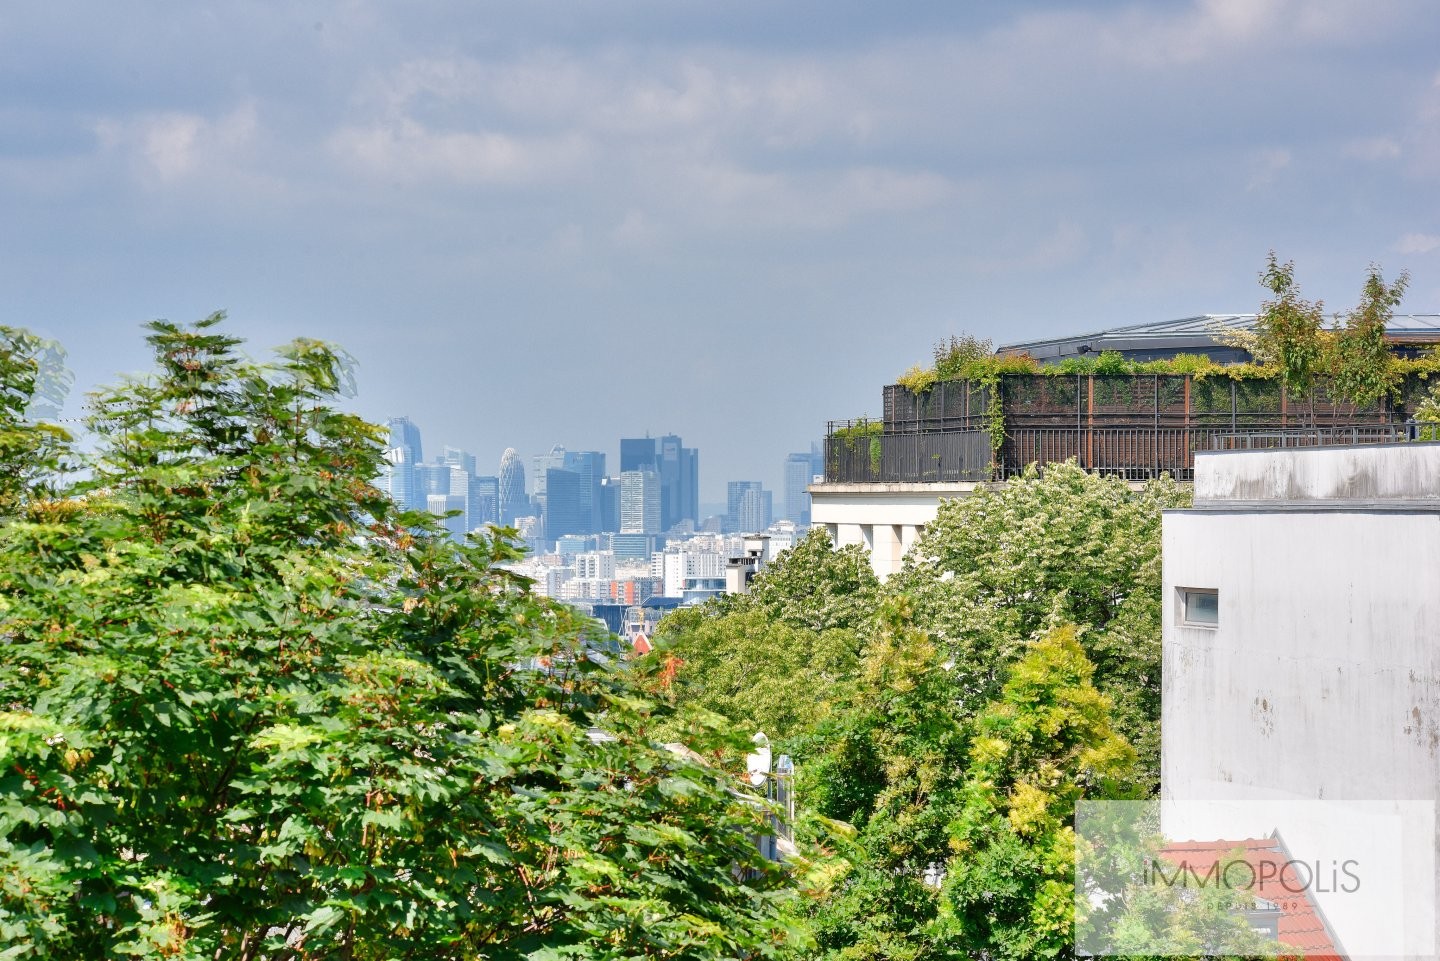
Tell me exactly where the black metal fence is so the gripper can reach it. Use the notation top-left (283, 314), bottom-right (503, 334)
top-left (882, 373), bottom-right (1418, 433)
top-left (998, 427), bottom-right (1220, 480)
top-left (1209, 425), bottom-right (1430, 449)
top-left (825, 430), bottom-right (991, 483)
top-left (825, 424), bottom-right (1435, 484)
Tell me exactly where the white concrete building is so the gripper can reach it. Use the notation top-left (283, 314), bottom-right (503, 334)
top-left (809, 481), bottom-right (980, 579)
top-left (574, 551), bottom-right (615, 581)
top-left (1162, 442), bottom-right (1440, 955)
top-left (659, 547), bottom-right (726, 598)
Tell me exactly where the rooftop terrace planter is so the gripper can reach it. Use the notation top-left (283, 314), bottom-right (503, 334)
top-left (882, 372), bottom-right (1412, 434)
top-left (822, 372), bottom-right (1431, 484)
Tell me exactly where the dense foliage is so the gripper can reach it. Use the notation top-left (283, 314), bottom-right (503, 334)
top-left (641, 531), bottom-right (879, 754)
top-left (889, 462), bottom-right (1187, 788)
top-left (0, 318), bottom-right (794, 960)
top-left (648, 463), bottom-right (1190, 960)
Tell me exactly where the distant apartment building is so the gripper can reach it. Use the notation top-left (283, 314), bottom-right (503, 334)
top-left (608, 532), bottom-right (657, 562)
top-left (727, 481), bottom-right (772, 533)
top-left (574, 551), bottom-right (616, 581)
top-left (656, 544), bottom-right (727, 600)
top-left (555, 534), bottom-right (599, 558)
top-left (764, 519), bottom-right (803, 559)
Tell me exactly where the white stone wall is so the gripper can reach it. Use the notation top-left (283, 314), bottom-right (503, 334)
top-left (1163, 445), bottom-right (1440, 956)
top-left (808, 482), bottom-right (978, 579)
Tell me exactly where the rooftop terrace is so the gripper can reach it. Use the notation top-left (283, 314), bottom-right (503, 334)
top-left (824, 371), bottom-right (1437, 484)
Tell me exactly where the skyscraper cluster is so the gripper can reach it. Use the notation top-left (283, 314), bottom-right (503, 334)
top-left (376, 417), bottom-right (499, 539)
top-left (376, 423), bottom-right (713, 549)
top-left (532, 445), bottom-right (608, 538)
top-left (373, 417), bottom-right (820, 649)
top-left (619, 434), bottom-right (699, 533)
top-left (375, 420), bottom-right (824, 560)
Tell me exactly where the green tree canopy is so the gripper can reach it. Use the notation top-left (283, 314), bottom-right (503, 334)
top-left (0, 317), bottom-right (793, 960)
top-left (640, 608), bottom-right (862, 750)
top-left (1332, 264), bottom-right (1409, 410)
top-left (886, 461), bottom-right (1186, 787)
top-left (940, 624), bottom-right (1138, 961)
top-left (709, 529), bottom-right (881, 634)
top-left (790, 600), bottom-right (969, 961)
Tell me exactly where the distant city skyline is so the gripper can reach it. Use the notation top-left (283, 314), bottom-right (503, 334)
top-left (378, 413), bottom-right (799, 541)
top-left (375, 420), bottom-right (802, 508)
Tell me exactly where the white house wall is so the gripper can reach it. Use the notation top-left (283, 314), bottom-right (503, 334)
top-left (1163, 509), bottom-right (1440, 802)
top-left (1162, 445), bottom-right (1440, 956)
top-left (808, 482), bottom-right (979, 579)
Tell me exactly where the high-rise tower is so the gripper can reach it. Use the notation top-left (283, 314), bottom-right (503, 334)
top-left (498, 448), bottom-right (527, 524)
top-left (622, 434), bottom-right (698, 531)
top-left (379, 417), bottom-right (424, 511)
top-left (785, 451), bottom-right (817, 525)
top-left (620, 470), bottom-right (661, 534)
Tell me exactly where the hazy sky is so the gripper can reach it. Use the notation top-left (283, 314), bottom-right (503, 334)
top-left (4, 1), bottom-right (1439, 500)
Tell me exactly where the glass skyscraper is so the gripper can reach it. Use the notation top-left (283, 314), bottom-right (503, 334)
top-left (620, 470), bottom-right (661, 534)
top-left (498, 448), bottom-right (527, 524)
top-left (621, 435), bottom-right (698, 531)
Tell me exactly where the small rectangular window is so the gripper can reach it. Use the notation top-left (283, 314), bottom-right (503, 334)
top-left (1180, 588), bottom-right (1219, 628)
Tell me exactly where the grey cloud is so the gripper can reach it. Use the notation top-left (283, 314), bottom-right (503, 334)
top-left (3, 1), bottom-right (1439, 498)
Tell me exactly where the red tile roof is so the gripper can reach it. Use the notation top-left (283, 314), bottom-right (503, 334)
top-left (1159, 836), bottom-right (1344, 961)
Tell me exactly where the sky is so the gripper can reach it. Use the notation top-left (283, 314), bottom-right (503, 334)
top-left (3, 0), bottom-right (1440, 501)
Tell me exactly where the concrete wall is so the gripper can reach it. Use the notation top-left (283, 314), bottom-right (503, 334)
top-left (808, 481), bottom-right (979, 579)
top-left (1163, 510), bottom-right (1440, 802)
top-left (1164, 445), bottom-right (1440, 955)
top-left (1194, 442), bottom-right (1440, 507)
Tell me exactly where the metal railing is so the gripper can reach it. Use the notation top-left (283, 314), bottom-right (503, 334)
top-left (999, 427), bottom-right (1228, 481)
top-left (823, 423), bottom-right (1437, 484)
top-left (1210, 425), bottom-right (1433, 449)
top-left (825, 431), bottom-right (991, 484)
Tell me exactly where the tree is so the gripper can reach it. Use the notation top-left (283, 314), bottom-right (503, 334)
top-left (638, 608), bottom-right (862, 750)
top-left (1332, 264), bottom-right (1409, 412)
top-left (1418, 381), bottom-right (1440, 440)
top-left (638, 528), bottom-right (880, 758)
top-left (931, 335), bottom-right (994, 381)
top-left (886, 461), bottom-right (1186, 789)
top-left (789, 600), bottom-right (969, 961)
top-left (0, 326), bottom-right (72, 515)
top-left (939, 625), bottom-right (1137, 961)
top-left (700, 528), bottom-right (881, 634)
top-left (0, 318), bottom-right (793, 960)
top-left (1253, 252), bottom-right (1327, 414)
